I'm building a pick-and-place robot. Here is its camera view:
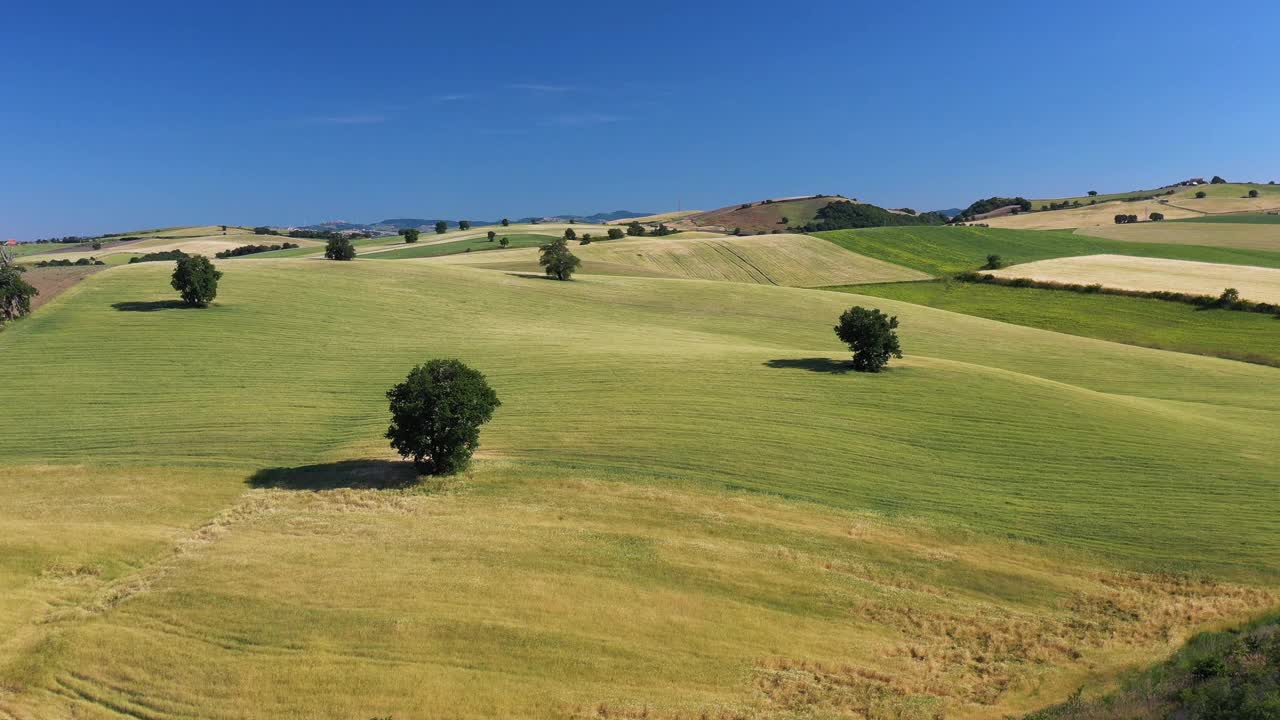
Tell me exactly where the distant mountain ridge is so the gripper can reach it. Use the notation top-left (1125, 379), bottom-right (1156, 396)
top-left (298, 210), bottom-right (654, 233)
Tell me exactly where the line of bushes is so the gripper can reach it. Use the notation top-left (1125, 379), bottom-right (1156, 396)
top-left (33, 258), bottom-right (106, 267)
top-left (956, 271), bottom-right (1280, 316)
top-left (129, 250), bottom-right (189, 264)
top-left (214, 242), bottom-right (300, 258)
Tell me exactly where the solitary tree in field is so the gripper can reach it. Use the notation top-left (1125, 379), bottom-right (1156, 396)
top-left (0, 264), bottom-right (38, 324)
top-left (1196, 191), bottom-right (1208, 199)
top-left (401, 228), bottom-right (420, 243)
top-left (1211, 176), bottom-right (1227, 184)
top-left (834, 306), bottom-right (902, 373)
top-left (170, 254), bottom-right (222, 307)
top-left (607, 227), bottom-right (625, 240)
top-left (325, 236), bottom-right (356, 261)
top-left (435, 221), bottom-right (448, 234)
top-left (1088, 190), bottom-right (1098, 196)
top-left (1249, 189), bottom-right (1260, 198)
top-left (1149, 212), bottom-right (1165, 221)
top-left (579, 233), bottom-right (592, 245)
top-left (983, 254), bottom-right (1003, 270)
top-left (539, 237), bottom-right (581, 281)
top-left (501, 218), bottom-right (510, 227)
top-left (459, 220), bottom-right (471, 230)
top-left (499, 237), bottom-right (509, 248)
top-left (487, 230), bottom-right (496, 242)
top-left (563, 227), bottom-right (577, 241)
top-left (385, 359), bottom-right (501, 475)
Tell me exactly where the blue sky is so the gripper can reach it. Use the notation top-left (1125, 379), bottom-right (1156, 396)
top-left (2, 0), bottom-right (1277, 239)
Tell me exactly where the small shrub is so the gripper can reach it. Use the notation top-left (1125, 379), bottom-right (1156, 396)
top-left (401, 228), bottom-right (420, 244)
top-left (983, 254), bottom-right (1003, 270)
top-left (1149, 212), bottom-right (1165, 221)
top-left (1196, 191), bottom-right (1208, 199)
top-left (607, 228), bottom-right (625, 240)
top-left (1249, 189), bottom-right (1260, 198)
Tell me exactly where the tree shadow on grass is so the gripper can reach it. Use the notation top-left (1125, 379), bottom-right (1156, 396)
top-left (764, 358), bottom-right (854, 374)
top-left (247, 459), bottom-right (419, 491)
top-left (111, 300), bottom-right (194, 312)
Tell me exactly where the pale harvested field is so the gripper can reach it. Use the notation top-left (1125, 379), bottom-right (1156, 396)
top-left (1076, 221), bottom-right (1280, 251)
top-left (429, 232), bottom-right (930, 286)
top-left (983, 201), bottom-right (1203, 230)
top-left (357, 223), bottom-right (611, 256)
top-left (26, 232), bottom-right (323, 261)
top-left (989, 254), bottom-right (1280, 303)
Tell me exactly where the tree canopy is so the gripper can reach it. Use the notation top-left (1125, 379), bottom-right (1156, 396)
top-left (833, 306), bottom-right (903, 373)
top-left (385, 359), bottom-right (501, 475)
top-left (539, 237), bottom-right (581, 281)
top-left (435, 221), bottom-right (448, 234)
top-left (325, 236), bottom-right (356, 261)
top-left (170, 254), bottom-right (222, 307)
top-left (0, 265), bottom-right (38, 324)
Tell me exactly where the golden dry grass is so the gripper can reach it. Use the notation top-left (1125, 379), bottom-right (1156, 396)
top-left (1075, 221), bottom-right (1280, 251)
top-left (428, 233), bottom-right (930, 286)
top-left (988, 254), bottom-right (1280, 303)
top-left (0, 464), bottom-right (1273, 720)
top-left (981, 202), bottom-right (1203, 230)
top-left (25, 231), bottom-right (323, 262)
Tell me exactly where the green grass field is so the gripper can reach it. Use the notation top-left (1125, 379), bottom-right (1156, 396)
top-left (368, 233), bottom-right (557, 259)
top-left (816, 226), bottom-right (1280, 276)
top-left (2, 259), bottom-right (1278, 718)
top-left (1170, 213), bottom-right (1280, 224)
top-left (840, 280), bottom-right (1280, 366)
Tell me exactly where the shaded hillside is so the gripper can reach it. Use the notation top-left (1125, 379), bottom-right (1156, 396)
top-left (673, 195), bottom-right (849, 233)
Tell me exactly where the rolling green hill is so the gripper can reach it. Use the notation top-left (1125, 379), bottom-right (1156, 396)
top-left (841, 279), bottom-right (1280, 366)
top-left (2, 259), bottom-right (1278, 718)
top-left (815, 226), bottom-right (1280, 276)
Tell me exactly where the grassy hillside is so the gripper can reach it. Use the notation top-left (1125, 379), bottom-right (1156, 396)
top-left (994, 184), bottom-right (1280, 230)
top-left (1074, 221), bottom-right (1280, 251)
top-left (675, 196), bottom-right (846, 233)
top-left (429, 233), bottom-right (930, 286)
top-left (3, 260), bottom-right (1277, 568)
top-left (842, 280), bottom-right (1280, 366)
top-left (367, 233), bottom-right (557, 259)
top-left (3, 260), bottom-right (1279, 718)
top-left (815, 226), bottom-right (1280, 276)
top-left (1170, 212), bottom-right (1280, 224)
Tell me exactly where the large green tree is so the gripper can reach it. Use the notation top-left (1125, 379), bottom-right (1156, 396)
top-left (170, 254), bottom-right (223, 307)
top-left (385, 359), bottom-right (501, 475)
top-left (325, 236), bottom-right (356, 260)
top-left (539, 237), bottom-right (581, 281)
top-left (401, 228), bottom-right (420, 243)
top-left (435, 221), bottom-right (448, 234)
top-left (833, 306), bottom-right (902, 372)
top-left (0, 265), bottom-right (38, 324)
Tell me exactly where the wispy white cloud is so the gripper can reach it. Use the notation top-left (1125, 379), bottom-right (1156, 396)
top-left (508, 83), bottom-right (574, 93)
top-left (542, 113), bottom-right (622, 127)
top-left (308, 114), bottom-right (386, 125)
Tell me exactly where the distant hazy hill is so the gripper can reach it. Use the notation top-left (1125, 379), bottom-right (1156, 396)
top-left (298, 210), bottom-right (652, 233)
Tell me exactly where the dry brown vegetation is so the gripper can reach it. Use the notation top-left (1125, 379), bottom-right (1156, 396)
top-left (987, 254), bottom-right (1280, 303)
